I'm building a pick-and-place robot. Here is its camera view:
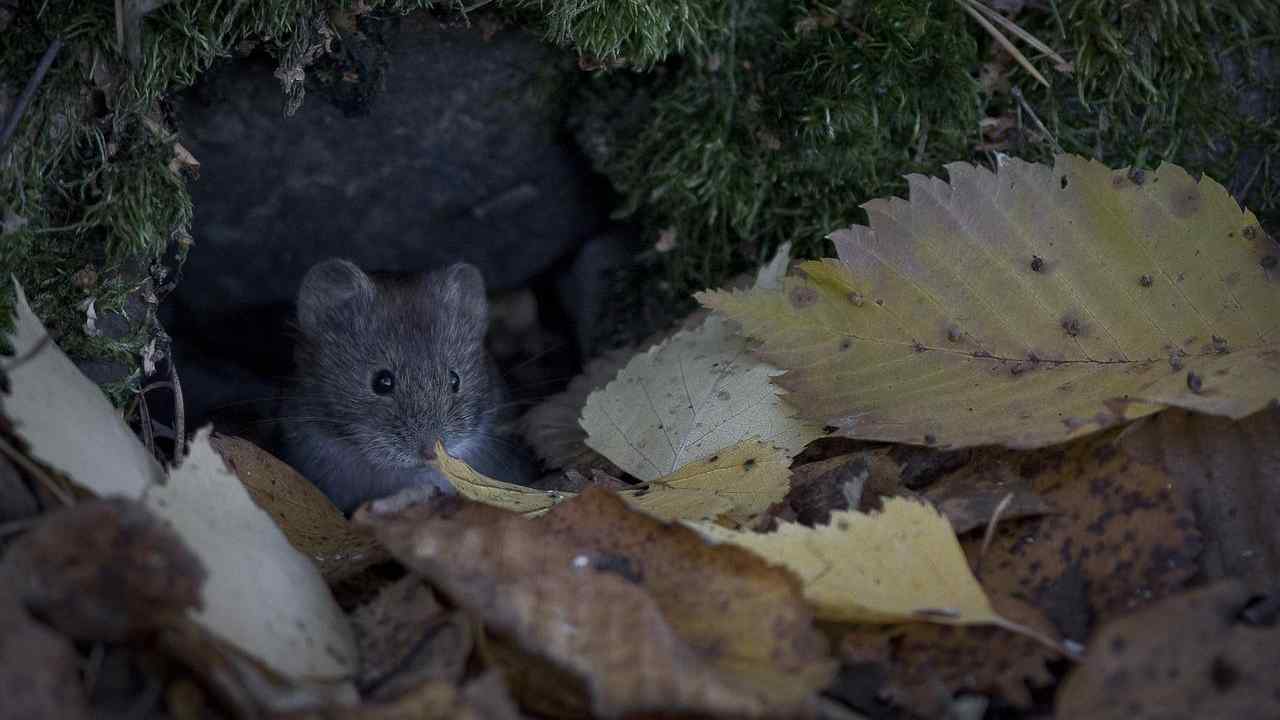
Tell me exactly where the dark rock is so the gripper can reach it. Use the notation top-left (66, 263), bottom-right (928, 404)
top-left (165, 14), bottom-right (611, 430)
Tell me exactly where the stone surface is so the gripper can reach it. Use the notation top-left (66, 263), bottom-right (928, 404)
top-left (173, 15), bottom-right (604, 313)
top-left (164, 14), bottom-right (610, 429)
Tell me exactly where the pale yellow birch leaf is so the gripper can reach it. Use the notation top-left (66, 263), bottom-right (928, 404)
top-left (701, 156), bottom-right (1280, 449)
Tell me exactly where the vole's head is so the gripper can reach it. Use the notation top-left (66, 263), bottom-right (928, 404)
top-left (291, 259), bottom-right (499, 470)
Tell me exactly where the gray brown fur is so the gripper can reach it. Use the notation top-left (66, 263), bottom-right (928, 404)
top-left (279, 259), bottom-right (525, 513)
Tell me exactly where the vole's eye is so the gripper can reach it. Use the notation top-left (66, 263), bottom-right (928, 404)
top-left (448, 370), bottom-right (461, 393)
top-left (371, 369), bottom-right (395, 395)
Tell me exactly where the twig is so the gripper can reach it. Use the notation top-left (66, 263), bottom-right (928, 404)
top-left (0, 38), bottom-right (64, 156)
top-left (170, 359), bottom-right (186, 460)
top-left (977, 491), bottom-right (1014, 574)
top-left (1011, 86), bottom-right (1062, 154)
top-left (962, 0), bottom-right (1070, 71)
top-left (137, 388), bottom-right (157, 458)
top-left (0, 435), bottom-right (74, 507)
top-left (955, 0), bottom-right (1048, 88)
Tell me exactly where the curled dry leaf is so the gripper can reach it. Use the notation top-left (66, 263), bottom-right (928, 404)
top-left (958, 432), bottom-right (1202, 639)
top-left (0, 498), bottom-right (204, 642)
top-left (1056, 580), bottom-right (1280, 720)
top-left (697, 497), bottom-right (1011, 627)
top-left (211, 434), bottom-right (387, 583)
top-left (438, 438), bottom-right (793, 526)
top-left (1118, 406), bottom-right (1280, 590)
top-left (352, 577), bottom-right (471, 699)
top-left (842, 594), bottom-right (1059, 716)
top-left (4, 280), bottom-right (162, 499)
top-left (358, 487), bottom-right (834, 719)
top-left (581, 313), bottom-right (821, 482)
top-left (148, 428), bottom-right (358, 681)
top-left (702, 156), bottom-right (1280, 450)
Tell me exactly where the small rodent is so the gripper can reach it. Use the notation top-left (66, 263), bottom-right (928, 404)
top-left (278, 258), bottom-right (528, 513)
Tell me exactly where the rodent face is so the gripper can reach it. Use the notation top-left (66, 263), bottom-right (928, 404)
top-left (289, 260), bottom-right (500, 471)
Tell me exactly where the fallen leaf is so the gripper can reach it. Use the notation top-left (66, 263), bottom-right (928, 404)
top-left (623, 439), bottom-right (792, 524)
top-left (0, 591), bottom-right (90, 720)
top-left (958, 432), bottom-right (1202, 639)
top-left (4, 279), bottom-right (163, 498)
top-left (147, 428), bottom-right (358, 681)
top-left (582, 312), bottom-right (821, 481)
top-left (701, 156), bottom-right (1280, 450)
top-left (437, 440), bottom-right (570, 516)
top-left (439, 437), bottom-right (792, 526)
top-left (924, 471), bottom-right (1052, 535)
top-left (1056, 580), bottom-right (1280, 719)
top-left (352, 577), bottom-right (470, 699)
top-left (697, 496), bottom-right (1010, 626)
top-left (0, 498), bottom-right (204, 642)
top-left (283, 672), bottom-right (521, 720)
top-left (211, 434), bottom-right (387, 583)
top-left (842, 594), bottom-right (1059, 716)
top-left (781, 451), bottom-right (902, 527)
top-left (1118, 406), bottom-right (1280, 591)
top-left (358, 487), bottom-right (835, 718)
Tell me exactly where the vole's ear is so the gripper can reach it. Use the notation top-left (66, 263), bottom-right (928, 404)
top-left (437, 262), bottom-right (488, 329)
top-left (298, 259), bottom-right (374, 333)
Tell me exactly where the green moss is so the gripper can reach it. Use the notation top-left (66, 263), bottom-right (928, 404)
top-left (1011, 0), bottom-right (1280, 224)
top-left (508, 0), bottom-right (725, 67)
top-left (582, 0), bottom-right (980, 311)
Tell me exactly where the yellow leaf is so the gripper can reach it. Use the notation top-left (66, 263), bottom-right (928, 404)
top-left (437, 438), bottom-right (788, 526)
top-left (696, 497), bottom-right (1002, 625)
top-left (623, 439), bottom-right (791, 524)
top-left (701, 155), bottom-right (1280, 449)
top-left (437, 441), bottom-right (569, 516)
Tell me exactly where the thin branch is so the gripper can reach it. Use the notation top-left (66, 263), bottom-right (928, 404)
top-left (0, 38), bottom-right (64, 156)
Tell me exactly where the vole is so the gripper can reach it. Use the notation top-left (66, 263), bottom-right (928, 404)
top-left (278, 258), bottom-right (528, 513)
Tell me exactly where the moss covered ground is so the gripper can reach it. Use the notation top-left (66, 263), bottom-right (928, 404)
top-left (2, 0), bottom-right (1277, 395)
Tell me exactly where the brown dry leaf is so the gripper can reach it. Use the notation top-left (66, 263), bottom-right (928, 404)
top-left (697, 497), bottom-right (1010, 626)
top-left (925, 471), bottom-right (1052, 535)
top-left (0, 498), bottom-right (204, 642)
top-left (958, 432), bottom-right (1202, 639)
top-left (1056, 580), bottom-right (1280, 720)
top-left (283, 672), bottom-right (522, 720)
top-left (357, 487), bottom-right (834, 719)
top-left (352, 577), bottom-right (471, 700)
top-left (781, 451), bottom-right (902, 526)
top-left (0, 591), bottom-right (90, 720)
top-left (842, 594), bottom-right (1059, 716)
top-left (1118, 406), bottom-right (1280, 591)
top-left (211, 434), bottom-right (387, 583)
top-left (701, 156), bottom-right (1280, 450)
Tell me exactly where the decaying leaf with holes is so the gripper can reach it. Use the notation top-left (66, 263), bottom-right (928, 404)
top-left (437, 438), bottom-right (791, 526)
top-left (1056, 580), bottom-right (1280, 720)
top-left (1119, 406), bottom-right (1280, 591)
top-left (842, 595), bottom-right (1060, 717)
top-left (211, 434), bottom-right (386, 583)
top-left (358, 487), bottom-right (835, 719)
top-left (701, 155), bottom-right (1280, 450)
top-left (956, 432), bottom-right (1202, 641)
top-left (696, 497), bottom-right (1019, 628)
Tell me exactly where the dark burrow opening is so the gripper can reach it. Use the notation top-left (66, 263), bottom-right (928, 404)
top-left (158, 13), bottom-right (640, 479)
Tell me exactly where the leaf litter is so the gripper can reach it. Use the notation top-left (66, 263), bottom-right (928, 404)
top-left (3, 155), bottom-right (1279, 718)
